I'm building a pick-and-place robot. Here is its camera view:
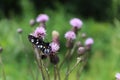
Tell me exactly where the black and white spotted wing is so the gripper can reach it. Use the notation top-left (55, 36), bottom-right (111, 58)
top-left (28, 35), bottom-right (43, 45)
top-left (28, 35), bottom-right (51, 54)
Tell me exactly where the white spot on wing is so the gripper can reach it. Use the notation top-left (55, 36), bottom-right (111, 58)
top-left (36, 41), bottom-right (39, 44)
top-left (40, 45), bottom-right (43, 48)
top-left (38, 45), bottom-right (43, 48)
top-left (31, 39), bottom-right (34, 42)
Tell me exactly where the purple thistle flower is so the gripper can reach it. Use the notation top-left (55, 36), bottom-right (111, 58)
top-left (85, 38), bottom-right (94, 45)
top-left (70, 18), bottom-right (83, 29)
top-left (65, 31), bottom-right (76, 40)
top-left (33, 26), bottom-right (46, 39)
top-left (36, 14), bottom-right (49, 23)
top-left (115, 73), bottom-right (120, 80)
top-left (50, 42), bottom-right (60, 53)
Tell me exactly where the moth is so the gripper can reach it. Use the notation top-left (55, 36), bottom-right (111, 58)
top-left (28, 34), bottom-right (59, 64)
top-left (28, 35), bottom-right (51, 55)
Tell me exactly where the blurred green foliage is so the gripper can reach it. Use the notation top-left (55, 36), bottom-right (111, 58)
top-left (0, 0), bottom-right (120, 20)
top-left (0, 0), bottom-right (120, 80)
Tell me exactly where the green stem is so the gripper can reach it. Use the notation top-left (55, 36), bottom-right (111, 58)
top-left (43, 62), bottom-right (50, 80)
top-left (59, 49), bottom-right (70, 70)
top-left (36, 68), bottom-right (39, 80)
top-left (0, 55), bottom-right (6, 80)
top-left (54, 65), bottom-right (57, 80)
top-left (76, 53), bottom-right (88, 80)
top-left (64, 57), bottom-right (81, 80)
top-left (29, 66), bottom-right (35, 80)
top-left (34, 48), bottom-right (45, 80)
top-left (66, 53), bottom-right (70, 80)
top-left (56, 65), bottom-right (61, 80)
top-left (64, 49), bottom-right (72, 80)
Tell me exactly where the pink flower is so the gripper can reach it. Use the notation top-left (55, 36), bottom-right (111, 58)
top-left (36, 14), bottom-right (49, 22)
top-left (65, 31), bottom-right (76, 40)
top-left (85, 38), bottom-right (94, 45)
top-left (50, 42), bottom-right (60, 53)
top-left (115, 73), bottom-right (120, 80)
top-left (33, 26), bottom-right (46, 39)
top-left (70, 18), bottom-right (83, 29)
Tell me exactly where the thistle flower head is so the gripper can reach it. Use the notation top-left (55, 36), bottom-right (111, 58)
top-left (85, 38), bottom-right (94, 46)
top-left (36, 14), bottom-right (49, 23)
top-left (115, 73), bottom-right (120, 80)
top-left (65, 31), bottom-right (76, 40)
top-left (33, 26), bottom-right (46, 39)
top-left (70, 18), bottom-right (83, 29)
top-left (50, 42), bottom-right (60, 53)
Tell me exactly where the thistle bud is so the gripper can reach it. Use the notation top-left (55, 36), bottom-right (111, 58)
top-left (49, 54), bottom-right (59, 65)
top-left (52, 30), bottom-right (60, 44)
top-left (76, 41), bottom-right (83, 47)
top-left (0, 47), bottom-right (3, 53)
top-left (17, 28), bottom-right (23, 34)
top-left (81, 33), bottom-right (86, 38)
top-left (77, 46), bottom-right (86, 56)
top-left (29, 19), bottom-right (35, 26)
